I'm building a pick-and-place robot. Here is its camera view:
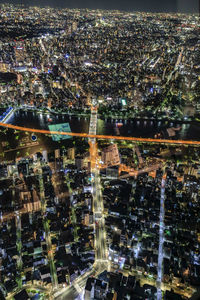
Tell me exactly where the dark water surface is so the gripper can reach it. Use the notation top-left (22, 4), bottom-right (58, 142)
top-left (6, 110), bottom-right (200, 141)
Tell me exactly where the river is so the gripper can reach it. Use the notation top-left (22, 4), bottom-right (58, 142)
top-left (4, 109), bottom-right (200, 141)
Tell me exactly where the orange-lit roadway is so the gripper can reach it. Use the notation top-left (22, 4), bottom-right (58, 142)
top-left (1, 122), bottom-right (200, 145)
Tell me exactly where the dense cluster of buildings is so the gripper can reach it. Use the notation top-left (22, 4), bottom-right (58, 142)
top-left (98, 143), bottom-right (200, 299)
top-left (0, 147), bottom-right (95, 298)
top-left (0, 4), bottom-right (199, 120)
top-left (85, 271), bottom-right (188, 300)
top-left (0, 137), bottom-right (199, 299)
top-left (0, 3), bottom-right (199, 300)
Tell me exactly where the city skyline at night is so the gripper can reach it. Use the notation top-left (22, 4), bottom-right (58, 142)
top-left (0, 2), bottom-right (199, 300)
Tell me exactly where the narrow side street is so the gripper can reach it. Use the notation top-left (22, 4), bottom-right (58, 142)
top-left (157, 175), bottom-right (166, 300)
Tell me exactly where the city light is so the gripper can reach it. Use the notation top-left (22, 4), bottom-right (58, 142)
top-left (0, 4), bottom-right (199, 300)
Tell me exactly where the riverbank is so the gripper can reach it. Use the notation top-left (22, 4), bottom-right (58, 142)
top-left (1, 105), bottom-right (200, 124)
top-left (0, 108), bottom-right (198, 142)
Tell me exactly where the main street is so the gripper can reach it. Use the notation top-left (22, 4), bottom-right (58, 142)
top-left (55, 107), bottom-right (108, 299)
top-left (92, 169), bottom-right (107, 262)
top-left (89, 107), bottom-right (108, 263)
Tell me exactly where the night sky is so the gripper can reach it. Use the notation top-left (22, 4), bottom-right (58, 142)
top-left (0, 0), bottom-right (198, 13)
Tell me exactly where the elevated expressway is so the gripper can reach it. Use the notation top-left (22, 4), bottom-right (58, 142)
top-left (0, 121), bottom-right (200, 146)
